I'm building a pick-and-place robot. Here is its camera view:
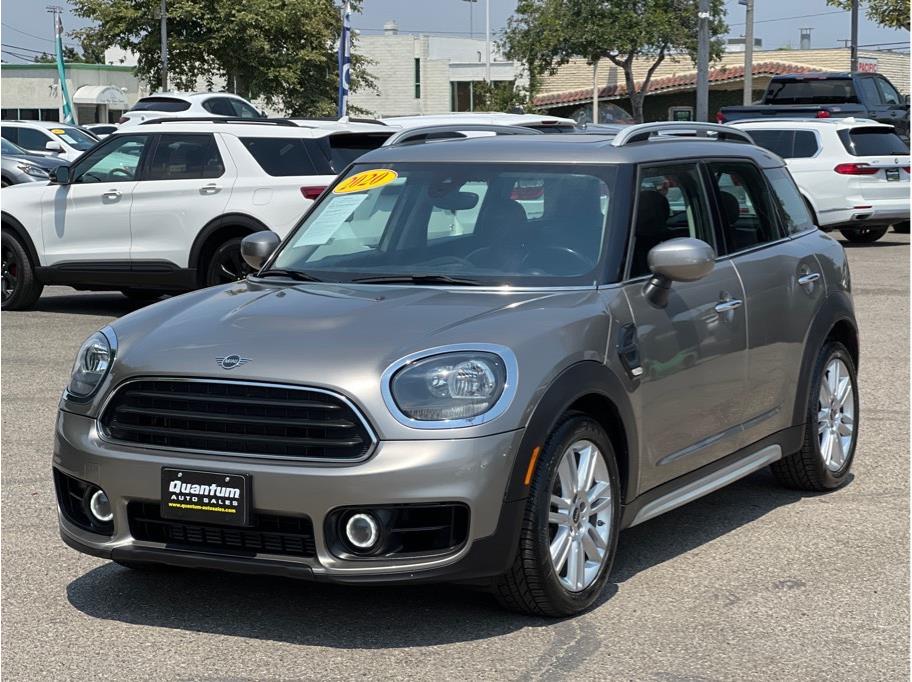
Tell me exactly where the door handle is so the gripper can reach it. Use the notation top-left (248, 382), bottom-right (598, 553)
top-left (103, 189), bottom-right (121, 199)
top-left (714, 299), bottom-right (743, 313)
top-left (200, 183), bottom-right (221, 195)
top-left (798, 272), bottom-right (821, 286)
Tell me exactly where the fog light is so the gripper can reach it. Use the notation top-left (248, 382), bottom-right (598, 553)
top-left (345, 512), bottom-right (379, 550)
top-left (88, 489), bottom-right (113, 523)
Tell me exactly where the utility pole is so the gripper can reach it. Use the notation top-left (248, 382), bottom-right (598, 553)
top-left (484, 0), bottom-right (491, 82)
top-left (849, 0), bottom-right (859, 71)
top-left (592, 61), bottom-right (599, 123)
top-left (742, 0), bottom-right (754, 105)
top-left (160, 0), bottom-right (168, 91)
top-left (696, 0), bottom-right (710, 122)
top-left (462, 0), bottom-right (477, 39)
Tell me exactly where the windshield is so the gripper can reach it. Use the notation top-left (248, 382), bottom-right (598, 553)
top-left (269, 162), bottom-right (617, 287)
top-left (130, 97), bottom-right (191, 112)
top-left (49, 126), bottom-right (97, 151)
top-left (1, 138), bottom-right (27, 155)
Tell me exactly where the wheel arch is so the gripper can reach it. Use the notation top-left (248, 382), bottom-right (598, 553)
top-left (504, 361), bottom-right (638, 505)
top-left (189, 213), bottom-right (271, 287)
top-left (1, 211), bottom-right (40, 268)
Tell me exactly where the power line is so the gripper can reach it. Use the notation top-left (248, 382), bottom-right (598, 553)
top-left (1, 21), bottom-right (55, 44)
top-left (728, 9), bottom-right (848, 27)
top-left (1, 42), bottom-right (53, 54)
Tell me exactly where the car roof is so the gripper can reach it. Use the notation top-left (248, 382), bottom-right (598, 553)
top-left (381, 112), bottom-right (576, 128)
top-left (140, 92), bottom-right (251, 102)
top-left (771, 72), bottom-right (855, 80)
top-left (112, 120), bottom-right (354, 138)
top-left (731, 117), bottom-right (893, 131)
top-left (4, 121), bottom-right (82, 130)
top-left (356, 133), bottom-right (785, 168)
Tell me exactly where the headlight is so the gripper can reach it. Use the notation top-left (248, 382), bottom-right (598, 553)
top-left (384, 346), bottom-right (516, 427)
top-left (16, 163), bottom-right (49, 179)
top-left (67, 328), bottom-right (115, 398)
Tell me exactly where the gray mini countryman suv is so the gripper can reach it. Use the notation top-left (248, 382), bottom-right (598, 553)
top-left (55, 122), bottom-right (860, 616)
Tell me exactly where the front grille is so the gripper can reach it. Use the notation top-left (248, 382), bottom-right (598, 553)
top-left (99, 379), bottom-right (374, 461)
top-left (128, 501), bottom-right (316, 558)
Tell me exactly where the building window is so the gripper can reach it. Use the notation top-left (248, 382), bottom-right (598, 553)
top-left (451, 82), bottom-right (475, 112)
top-left (414, 58), bottom-right (421, 99)
top-left (1, 108), bottom-right (61, 121)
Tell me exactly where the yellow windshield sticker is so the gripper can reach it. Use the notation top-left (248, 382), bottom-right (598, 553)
top-left (333, 169), bottom-right (398, 195)
top-left (50, 129), bottom-right (66, 134)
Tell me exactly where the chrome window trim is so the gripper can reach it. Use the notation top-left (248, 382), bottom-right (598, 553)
top-left (380, 343), bottom-right (519, 430)
top-left (95, 376), bottom-right (378, 464)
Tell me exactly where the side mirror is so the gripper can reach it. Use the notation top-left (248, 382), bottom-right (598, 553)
top-left (48, 165), bottom-right (71, 185)
top-left (45, 141), bottom-right (63, 153)
top-left (643, 238), bottom-right (715, 308)
top-left (904, 94), bottom-right (910, 106)
top-left (241, 230), bottom-right (281, 271)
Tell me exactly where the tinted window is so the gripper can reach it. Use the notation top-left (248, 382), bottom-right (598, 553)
top-left (765, 78), bottom-right (858, 104)
top-left (875, 77), bottom-right (902, 105)
top-left (630, 164), bottom-right (713, 278)
top-left (16, 127), bottom-right (52, 152)
top-left (709, 161), bottom-right (781, 252)
top-left (240, 137), bottom-right (332, 176)
top-left (858, 78), bottom-right (883, 105)
top-left (1, 127), bottom-right (18, 144)
top-left (75, 135), bottom-right (150, 183)
top-left (147, 134), bottom-right (224, 180)
top-left (838, 127), bottom-right (910, 156)
top-left (793, 131), bottom-right (819, 158)
top-left (746, 129), bottom-right (793, 157)
top-left (202, 98), bottom-right (236, 116)
top-left (326, 133), bottom-right (390, 172)
top-left (130, 97), bottom-right (191, 113)
top-left (764, 167), bottom-right (815, 234)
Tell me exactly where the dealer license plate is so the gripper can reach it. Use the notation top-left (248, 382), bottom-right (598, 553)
top-left (161, 468), bottom-right (250, 526)
top-left (886, 168), bottom-right (901, 181)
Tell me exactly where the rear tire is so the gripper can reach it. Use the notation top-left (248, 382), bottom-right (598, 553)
top-left (892, 221), bottom-right (910, 234)
top-left (493, 414), bottom-right (620, 616)
top-left (204, 237), bottom-right (250, 287)
top-left (771, 341), bottom-right (858, 491)
top-left (1, 230), bottom-right (43, 311)
top-left (840, 227), bottom-right (888, 243)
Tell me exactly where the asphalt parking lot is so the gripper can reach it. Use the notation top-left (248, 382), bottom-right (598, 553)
top-left (1, 233), bottom-right (908, 681)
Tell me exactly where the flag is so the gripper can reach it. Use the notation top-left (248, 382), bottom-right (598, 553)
top-left (54, 13), bottom-right (76, 124)
top-left (337, 1), bottom-right (351, 120)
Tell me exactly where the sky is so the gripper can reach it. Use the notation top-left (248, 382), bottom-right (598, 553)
top-left (1, 0), bottom-right (908, 63)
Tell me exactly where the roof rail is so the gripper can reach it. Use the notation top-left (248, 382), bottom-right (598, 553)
top-left (297, 116), bottom-right (387, 126)
top-left (729, 116), bottom-right (879, 125)
top-left (611, 122), bottom-right (754, 146)
top-left (138, 116), bottom-right (299, 127)
top-left (383, 123), bottom-right (544, 147)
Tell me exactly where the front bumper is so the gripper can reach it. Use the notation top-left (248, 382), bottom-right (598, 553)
top-left (54, 410), bottom-right (526, 583)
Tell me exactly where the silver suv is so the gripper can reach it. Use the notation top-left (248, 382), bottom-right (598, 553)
top-left (55, 123), bottom-right (860, 616)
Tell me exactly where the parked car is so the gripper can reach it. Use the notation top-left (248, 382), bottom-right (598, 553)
top-left (718, 72), bottom-right (910, 142)
top-left (731, 118), bottom-right (910, 241)
top-left (84, 124), bottom-right (119, 138)
top-left (0, 118), bottom-right (394, 309)
top-left (0, 121), bottom-right (98, 162)
top-left (118, 92), bottom-right (263, 127)
top-left (382, 112), bottom-right (578, 134)
top-left (52, 122), bottom-right (859, 617)
top-left (1, 138), bottom-right (68, 187)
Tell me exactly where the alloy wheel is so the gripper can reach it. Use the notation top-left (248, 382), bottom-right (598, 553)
top-left (210, 244), bottom-right (250, 286)
top-left (1, 241), bottom-right (19, 303)
top-left (817, 357), bottom-right (855, 472)
top-left (549, 439), bottom-right (613, 592)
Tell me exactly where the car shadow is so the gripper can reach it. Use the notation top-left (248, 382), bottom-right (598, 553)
top-left (839, 236), bottom-right (909, 248)
top-left (65, 469), bottom-right (828, 645)
top-left (29, 291), bottom-right (161, 317)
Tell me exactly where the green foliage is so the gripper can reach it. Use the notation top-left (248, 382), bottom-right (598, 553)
top-left (503, 0), bottom-right (728, 122)
top-left (33, 34), bottom-right (105, 64)
top-left (826, 0), bottom-right (910, 31)
top-left (471, 80), bottom-right (536, 113)
top-left (69, 0), bottom-right (375, 116)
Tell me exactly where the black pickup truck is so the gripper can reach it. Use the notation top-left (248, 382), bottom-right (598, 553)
top-left (718, 72), bottom-right (909, 141)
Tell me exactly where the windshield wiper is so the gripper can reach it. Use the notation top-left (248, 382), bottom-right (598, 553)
top-left (351, 274), bottom-right (481, 286)
top-left (254, 268), bottom-right (323, 282)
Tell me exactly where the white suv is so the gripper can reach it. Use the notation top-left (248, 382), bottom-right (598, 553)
top-left (117, 92), bottom-right (263, 127)
top-left (731, 118), bottom-right (910, 242)
top-left (0, 119), bottom-right (391, 310)
top-left (0, 121), bottom-right (99, 162)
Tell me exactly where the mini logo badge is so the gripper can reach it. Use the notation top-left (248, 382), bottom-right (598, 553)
top-left (216, 355), bottom-right (250, 370)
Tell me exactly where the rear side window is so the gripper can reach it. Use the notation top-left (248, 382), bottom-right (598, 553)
top-left (765, 78), bottom-right (858, 105)
top-left (708, 161), bottom-right (782, 252)
top-left (748, 130), bottom-right (820, 159)
top-left (203, 98), bottom-right (236, 116)
top-left (147, 134), bottom-right (224, 180)
top-left (326, 133), bottom-right (390, 173)
top-left (764, 167), bottom-right (815, 234)
top-left (838, 127), bottom-right (910, 156)
top-left (130, 97), bottom-right (191, 113)
top-left (240, 137), bottom-right (333, 176)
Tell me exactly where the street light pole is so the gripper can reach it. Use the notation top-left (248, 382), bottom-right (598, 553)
top-left (696, 0), bottom-right (710, 121)
top-left (850, 0), bottom-right (859, 71)
top-left (484, 0), bottom-right (491, 82)
top-left (160, 0), bottom-right (168, 91)
top-left (742, 0), bottom-right (754, 105)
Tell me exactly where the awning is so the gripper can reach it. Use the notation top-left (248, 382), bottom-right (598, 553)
top-left (72, 85), bottom-right (127, 106)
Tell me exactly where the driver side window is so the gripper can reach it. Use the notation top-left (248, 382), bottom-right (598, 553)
top-left (74, 135), bottom-right (150, 183)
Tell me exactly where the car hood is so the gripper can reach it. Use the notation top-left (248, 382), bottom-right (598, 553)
top-left (106, 279), bottom-right (609, 437)
top-left (4, 152), bottom-right (69, 169)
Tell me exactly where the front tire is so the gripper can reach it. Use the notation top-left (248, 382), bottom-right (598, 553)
top-left (771, 342), bottom-right (858, 491)
top-left (840, 227), bottom-right (888, 243)
top-left (493, 414), bottom-right (620, 616)
top-left (1, 230), bottom-right (43, 311)
top-left (204, 237), bottom-right (250, 288)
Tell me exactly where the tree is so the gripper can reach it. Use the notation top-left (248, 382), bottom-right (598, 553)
top-left (32, 35), bottom-right (105, 64)
top-left (503, 0), bottom-right (727, 122)
top-left (826, 0), bottom-right (910, 31)
top-left (69, 0), bottom-right (375, 116)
